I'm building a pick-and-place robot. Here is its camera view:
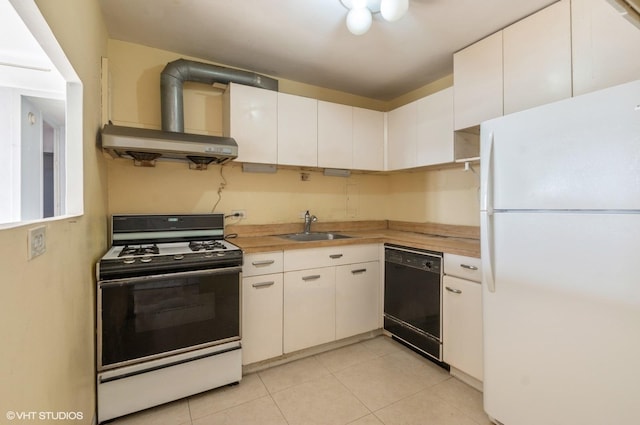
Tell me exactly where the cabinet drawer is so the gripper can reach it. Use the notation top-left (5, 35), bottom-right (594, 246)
top-left (284, 244), bottom-right (379, 271)
top-left (243, 251), bottom-right (283, 277)
top-left (444, 253), bottom-right (481, 282)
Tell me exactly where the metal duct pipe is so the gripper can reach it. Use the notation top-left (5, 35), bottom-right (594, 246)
top-left (160, 58), bottom-right (279, 132)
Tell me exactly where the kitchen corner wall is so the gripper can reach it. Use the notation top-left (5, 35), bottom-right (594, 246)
top-left (387, 167), bottom-right (480, 225)
top-left (106, 40), bottom-right (480, 226)
top-left (0, 0), bottom-right (108, 423)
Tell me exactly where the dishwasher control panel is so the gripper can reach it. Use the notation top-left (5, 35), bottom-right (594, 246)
top-left (385, 244), bottom-right (442, 273)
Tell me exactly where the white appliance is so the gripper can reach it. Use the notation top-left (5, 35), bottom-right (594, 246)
top-left (480, 79), bottom-right (640, 425)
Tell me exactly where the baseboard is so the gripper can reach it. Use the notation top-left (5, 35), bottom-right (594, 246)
top-left (449, 366), bottom-right (483, 392)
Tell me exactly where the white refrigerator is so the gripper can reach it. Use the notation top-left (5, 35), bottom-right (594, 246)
top-left (480, 79), bottom-right (640, 425)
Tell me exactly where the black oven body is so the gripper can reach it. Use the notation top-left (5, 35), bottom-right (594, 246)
top-left (98, 267), bottom-right (241, 370)
top-left (384, 244), bottom-right (443, 361)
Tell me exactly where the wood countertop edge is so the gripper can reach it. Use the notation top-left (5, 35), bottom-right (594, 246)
top-left (232, 230), bottom-right (480, 258)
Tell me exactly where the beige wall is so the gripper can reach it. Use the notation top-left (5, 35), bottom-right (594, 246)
top-left (387, 167), bottom-right (480, 225)
top-left (0, 0), bottom-right (108, 423)
top-left (106, 40), bottom-right (479, 226)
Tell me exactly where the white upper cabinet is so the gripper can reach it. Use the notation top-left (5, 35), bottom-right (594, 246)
top-left (503, 0), bottom-right (572, 114)
top-left (571, 0), bottom-right (640, 96)
top-left (353, 107), bottom-right (384, 171)
top-left (416, 87), bottom-right (454, 166)
top-left (387, 88), bottom-right (456, 170)
top-left (223, 82), bottom-right (278, 164)
top-left (453, 31), bottom-right (504, 131)
top-left (386, 100), bottom-right (418, 170)
top-left (278, 92), bottom-right (318, 167)
top-left (318, 101), bottom-right (353, 169)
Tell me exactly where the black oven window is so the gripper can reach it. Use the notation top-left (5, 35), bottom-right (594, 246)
top-left (101, 271), bottom-right (239, 367)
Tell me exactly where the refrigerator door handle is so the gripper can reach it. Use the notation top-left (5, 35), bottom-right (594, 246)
top-left (482, 211), bottom-right (496, 293)
top-left (481, 131), bottom-right (496, 292)
top-left (480, 131), bottom-right (494, 215)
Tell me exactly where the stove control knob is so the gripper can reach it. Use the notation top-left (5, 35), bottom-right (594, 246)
top-left (216, 252), bottom-right (225, 257)
top-left (123, 258), bottom-right (135, 264)
top-left (174, 254), bottom-right (184, 260)
top-left (140, 256), bottom-right (152, 263)
top-left (204, 252), bottom-right (214, 258)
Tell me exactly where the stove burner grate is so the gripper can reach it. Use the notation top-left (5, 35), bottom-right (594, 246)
top-left (189, 240), bottom-right (226, 251)
top-left (119, 244), bottom-right (160, 257)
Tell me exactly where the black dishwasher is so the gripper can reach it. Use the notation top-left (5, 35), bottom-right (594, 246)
top-left (384, 244), bottom-right (443, 361)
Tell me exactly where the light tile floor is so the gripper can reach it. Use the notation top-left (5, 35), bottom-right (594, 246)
top-left (108, 336), bottom-right (492, 425)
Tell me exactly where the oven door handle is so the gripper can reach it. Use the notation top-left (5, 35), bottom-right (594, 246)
top-left (99, 266), bottom-right (243, 287)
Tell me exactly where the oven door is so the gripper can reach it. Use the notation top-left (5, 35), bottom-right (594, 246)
top-left (98, 266), bottom-right (241, 371)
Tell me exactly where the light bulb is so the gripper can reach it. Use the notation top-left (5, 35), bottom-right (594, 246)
top-left (346, 7), bottom-right (372, 35)
top-left (380, 0), bottom-right (409, 22)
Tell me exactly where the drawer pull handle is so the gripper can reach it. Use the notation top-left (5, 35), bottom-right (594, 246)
top-left (302, 275), bottom-right (321, 281)
top-left (460, 264), bottom-right (478, 271)
top-left (351, 268), bottom-right (367, 274)
top-left (252, 260), bottom-right (275, 266)
top-left (329, 254), bottom-right (343, 259)
top-left (252, 281), bottom-right (275, 288)
top-left (446, 286), bottom-right (462, 294)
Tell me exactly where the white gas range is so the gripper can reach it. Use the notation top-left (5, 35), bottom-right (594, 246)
top-left (96, 214), bottom-right (243, 423)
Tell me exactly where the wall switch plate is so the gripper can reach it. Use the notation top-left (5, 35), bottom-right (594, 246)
top-left (28, 225), bottom-right (46, 260)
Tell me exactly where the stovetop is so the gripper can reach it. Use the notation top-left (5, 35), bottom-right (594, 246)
top-left (97, 214), bottom-right (243, 280)
top-left (102, 240), bottom-right (241, 261)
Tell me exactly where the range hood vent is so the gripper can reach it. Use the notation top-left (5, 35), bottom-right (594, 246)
top-left (102, 124), bottom-right (238, 169)
top-left (102, 59), bottom-right (279, 169)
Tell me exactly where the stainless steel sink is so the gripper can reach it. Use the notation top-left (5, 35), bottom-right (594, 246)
top-left (278, 232), bottom-right (352, 242)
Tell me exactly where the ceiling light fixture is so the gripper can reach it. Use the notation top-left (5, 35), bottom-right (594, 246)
top-left (339, 0), bottom-right (409, 35)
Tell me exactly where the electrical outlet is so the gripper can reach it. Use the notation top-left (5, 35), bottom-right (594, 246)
top-left (231, 210), bottom-right (246, 219)
top-left (28, 225), bottom-right (46, 260)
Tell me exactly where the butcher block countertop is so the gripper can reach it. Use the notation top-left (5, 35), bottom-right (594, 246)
top-left (227, 220), bottom-right (480, 258)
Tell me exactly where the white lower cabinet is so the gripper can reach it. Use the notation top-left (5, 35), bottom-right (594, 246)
top-left (283, 267), bottom-right (336, 353)
top-left (335, 261), bottom-right (380, 340)
top-left (442, 253), bottom-right (483, 383)
top-left (242, 274), bottom-right (283, 365)
top-left (243, 245), bottom-right (381, 360)
top-left (242, 251), bottom-right (283, 365)
top-left (283, 244), bottom-right (381, 354)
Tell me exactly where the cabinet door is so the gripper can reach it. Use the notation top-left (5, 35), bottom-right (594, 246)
top-left (503, 0), bottom-right (572, 114)
top-left (283, 267), bottom-right (335, 353)
top-left (242, 274), bottom-right (283, 365)
top-left (416, 87), bottom-right (454, 166)
top-left (318, 101), bottom-right (353, 169)
top-left (572, 0), bottom-right (640, 96)
top-left (386, 101), bottom-right (417, 170)
top-left (223, 83), bottom-right (277, 163)
top-left (278, 92), bottom-right (318, 167)
top-left (442, 275), bottom-right (483, 381)
top-left (453, 31), bottom-right (504, 130)
top-left (336, 261), bottom-right (380, 339)
top-left (352, 107), bottom-right (384, 171)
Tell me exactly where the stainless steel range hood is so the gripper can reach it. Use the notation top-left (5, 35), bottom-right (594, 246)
top-left (101, 124), bottom-right (238, 168)
top-left (102, 59), bottom-right (278, 169)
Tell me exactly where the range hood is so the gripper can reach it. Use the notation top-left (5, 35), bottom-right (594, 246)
top-left (102, 59), bottom-right (278, 169)
top-left (101, 123), bottom-right (238, 169)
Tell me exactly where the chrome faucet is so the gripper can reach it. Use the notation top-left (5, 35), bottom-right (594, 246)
top-left (303, 210), bottom-right (317, 234)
